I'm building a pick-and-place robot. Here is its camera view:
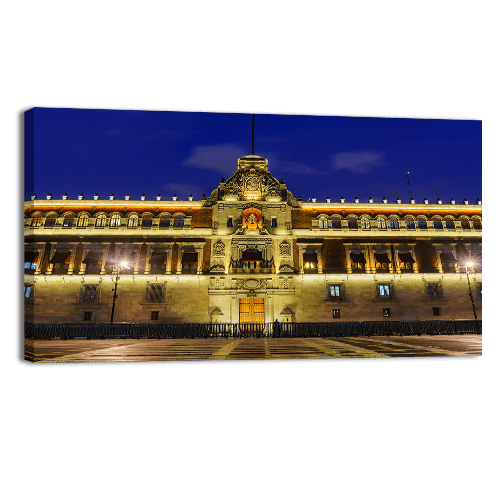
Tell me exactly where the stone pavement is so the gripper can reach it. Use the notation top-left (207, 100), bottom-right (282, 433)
top-left (25, 335), bottom-right (482, 363)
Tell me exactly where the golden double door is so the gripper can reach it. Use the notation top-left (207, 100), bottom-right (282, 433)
top-left (239, 298), bottom-right (265, 324)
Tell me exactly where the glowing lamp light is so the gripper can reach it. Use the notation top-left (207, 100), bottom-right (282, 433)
top-left (465, 261), bottom-right (474, 268)
top-left (120, 261), bottom-right (130, 269)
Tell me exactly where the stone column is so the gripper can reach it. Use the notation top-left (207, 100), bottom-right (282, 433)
top-left (133, 244), bottom-right (141, 275)
top-left (34, 243), bottom-right (46, 275)
top-left (101, 244), bottom-right (110, 275)
top-left (363, 246), bottom-right (373, 274)
top-left (176, 246), bottom-right (184, 274)
top-left (435, 249), bottom-right (444, 274)
top-left (144, 244), bottom-right (153, 275)
top-left (298, 247), bottom-right (305, 274)
top-left (345, 247), bottom-right (352, 274)
top-left (393, 248), bottom-right (401, 274)
top-left (410, 245), bottom-right (419, 273)
top-left (67, 243), bottom-right (79, 275)
top-left (79, 245), bottom-right (90, 275)
top-left (45, 244), bottom-right (57, 275)
top-left (165, 246), bottom-right (173, 275)
top-left (316, 247), bottom-right (323, 274)
top-left (196, 247), bottom-right (204, 275)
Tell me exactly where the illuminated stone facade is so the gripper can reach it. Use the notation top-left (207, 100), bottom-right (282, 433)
top-left (24, 155), bottom-right (482, 324)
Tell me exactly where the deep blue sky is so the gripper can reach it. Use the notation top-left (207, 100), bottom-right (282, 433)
top-left (26, 108), bottom-right (482, 204)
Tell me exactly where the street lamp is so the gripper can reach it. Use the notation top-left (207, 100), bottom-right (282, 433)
top-left (110, 261), bottom-right (130, 323)
top-left (464, 261), bottom-right (477, 320)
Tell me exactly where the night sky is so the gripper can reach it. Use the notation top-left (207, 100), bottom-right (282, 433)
top-left (25, 107), bottom-right (482, 204)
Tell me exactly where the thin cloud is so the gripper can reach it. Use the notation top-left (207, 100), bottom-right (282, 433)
top-left (183, 143), bottom-right (247, 175)
top-left (332, 151), bottom-right (386, 174)
top-left (162, 182), bottom-right (205, 200)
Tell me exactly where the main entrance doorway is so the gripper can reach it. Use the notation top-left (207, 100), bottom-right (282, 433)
top-left (239, 298), bottom-right (265, 334)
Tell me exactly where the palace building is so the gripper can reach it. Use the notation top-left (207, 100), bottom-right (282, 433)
top-left (24, 154), bottom-right (482, 325)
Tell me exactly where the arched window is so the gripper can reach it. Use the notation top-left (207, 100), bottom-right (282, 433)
top-left (127, 214), bottom-right (139, 227)
top-left (348, 217), bottom-right (358, 229)
top-left (109, 214), bottom-right (121, 227)
top-left (405, 218), bottom-right (415, 229)
top-left (417, 217), bottom-right (427, 229)
top-left (389, 218), bottom-right (399, 230)
top-left (461, 218), bottom-right (470, 230)
top-left (77, 214), bottom-right (89, 227)
top-left (318, 216), bottom-right (328, 229)
top-left (472, 218), bottom-right (482, 230)
top-left (432, 218), bottom-right (443, 229)
top-left (174, 216), bottom-right (184, 228)
top-left (142, 215), bottom-right (153, 228)
top-left (159, 215), bottom-right (170, 228)
top-left (63, 214), bottom-right (75, 227)
top-left (445, 218), bottom-right (455, 230)
top-left (360, 217), bottom-right (370, 229)
top-left (331, 217), bottom-right (341, 229)
top-left (30, 214), bottom-right (42, 227)
top-left (44, 214), bottom-right (57, 227)
top-left (377, 217), bottom-right (386, 229)
top-left (95, 214), bottom-right (107, 227)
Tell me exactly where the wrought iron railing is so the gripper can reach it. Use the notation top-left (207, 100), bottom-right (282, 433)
top-left (24, 320), bottom-right (481, 340)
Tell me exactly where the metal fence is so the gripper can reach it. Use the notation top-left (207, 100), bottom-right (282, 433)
top-left (25, 320), bottom-right (481, 340)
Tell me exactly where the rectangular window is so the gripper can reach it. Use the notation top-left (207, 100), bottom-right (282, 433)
top-left (329, 284), bottom-right (345, 301)
top-left (83, 311), bottom-right (92, 321)
top-left (332, 309), bottom-right (340, 318)
top-left (272, 218), bottom-right (277, 227)
top-left (227, 217), bottom-right (233, 227)
top-left (151, 311), bottom-right (159, 321)
top-left (426, 283), bottom-right (442, 299)
top-left (24, 284), bottom-right (33, 300)
top-left (432, 307), bottom-right (441, 316)
top-left (383, 308), bottom-right (391, 317)
top-left (379, 284), bottom-right (391, 296)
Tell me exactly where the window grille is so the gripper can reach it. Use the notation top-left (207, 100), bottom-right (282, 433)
top-left (377, 283), bottom-right (394, 299)
top-left (173, 216), bottom-right (184, 228)
top-left (445, 218), bottom-right (455, 229)
top-left (159, 215), bottom-right (170, 228)
top-left (377, 217), bottom-right (386, 229)
top-left (31, 215), bottom-right (42, 227)
top-left (461, 218), bottom-right (471, 230)
top-left (432, 218), bottom-right (443, 229)
top-left (63, 214), bottom-right (75, 227)
top-left (44, 214), bottom-right (57, 227)
top-left (389, 218), bottom-right (399, 229)
top-left (417, 218), bottom-right (427, 229)
top-left (79, 284), bottom-right (100, 303)
top-left (329, 283), bottom-right (346, 301)
top-left (425, 282), bottom-right (443, 299)
top-left (142, 215), bottom-right (153, 228)
top-left (348, 217), bottom-right (358, 229)
top-left (331, 217), bottom-right (341, 229)
top-left (146, 283), bottom-right (165, 303)
top-left (472, 218), bottom-right (481, 230)
top-left (405, 218), bottom-right (415, 229)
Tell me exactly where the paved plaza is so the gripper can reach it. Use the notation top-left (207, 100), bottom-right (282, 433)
top-left (25, 335), bottom-right (482, 363)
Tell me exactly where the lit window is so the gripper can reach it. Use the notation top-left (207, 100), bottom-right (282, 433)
top-left (318, 217), bottom-right (327, 228)
top-left (24, 284), bottom-right (33, 299)
top-left (329, 284), bottom-right (345, 300)
top-left (472, 218), bottom-right (481, 230)
top-left (110, 214), bottom-right (121, 227)
top-left (348, 217), bottom-right (358, 229)
top-left (378, 284), bottom-right (391, 297)
top-left (77, 214), bottom-right (89, 227)
top-left (445, 218), bottom-right (455, 229)
top-left (461, 218), bottom-right (470, 230)
top-left (377, 217), bottom-right (386, 229)
top-left (95, 215), bottom-right (107, 227)
top-left (332, 309), bottom-right (340, 318)
top-left (360, 218), bottom-right (370, 229)
top-left (173, 216), bottom-right (184, 228)
top-left (128, 215), bottom-right (139, 227)
top-left (31, 214), bottom-right (42, 227)
top-left (331, 217), bottom-right (341, 229)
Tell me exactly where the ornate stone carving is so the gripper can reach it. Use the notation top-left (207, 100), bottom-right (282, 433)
top-left (279, 241), bottom-right (292, 257)
top-left (213, 240), bottom-right (225, 257)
